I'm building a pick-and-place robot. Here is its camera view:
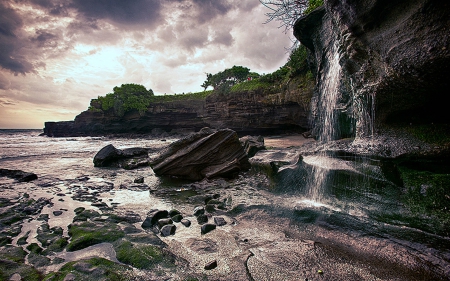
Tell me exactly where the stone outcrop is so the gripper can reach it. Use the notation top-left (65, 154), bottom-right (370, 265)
top-left (294, 0), bottom-right (450, 138)
top-left (93, 144), bottom-right (149, 169)
top-left (0, 169), bottom-right (38, 182)
top-left (43, 83), bottom-right (313, 137)
top-left (151, 128), bottom-right (251, 181)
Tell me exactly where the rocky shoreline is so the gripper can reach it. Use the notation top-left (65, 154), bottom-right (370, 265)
top-left (1, 133), bottom-right (449, 280)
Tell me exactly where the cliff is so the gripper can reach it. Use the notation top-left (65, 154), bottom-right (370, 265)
top-left (44, 77), bottom-right (314, 137)
top-left (294, 0), bottom-right (450, 139)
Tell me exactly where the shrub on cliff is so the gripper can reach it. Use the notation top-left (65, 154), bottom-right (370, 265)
top-left (93, 83), bottom-right (154, 116)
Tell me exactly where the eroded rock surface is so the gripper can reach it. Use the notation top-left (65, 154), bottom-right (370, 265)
top-left (151, 128), bottom-right (251, 180)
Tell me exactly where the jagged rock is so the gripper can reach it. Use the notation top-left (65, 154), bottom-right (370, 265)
top-left (294, 0), bottom-right (450, 138)
top-left (93, 144), bottom-right (149, 169)
top-left (160, 224), bottom-right (176, 237)
top-left (151, 128), bottom-right (251, 180)
top-left (201, 223), bottom-right (216, 235)
top-left (240, 135), bottom-right (265, 158)
top-left (197, 214), bottom-right (208, 225)
top-left (213, 217), bottom-right (227, 226)
top-left (134, 176), bottom-right (144, 183)
top-left (0, 169), bottom-right (38, 182)
top-left (204, 260), bottom-right (218, 270)
top-left (193, 206), bottom-right (205, 216)
top-left (142, 209), bottom-right (169, 228)
top-left (250, 150), bottom-right (302, 173)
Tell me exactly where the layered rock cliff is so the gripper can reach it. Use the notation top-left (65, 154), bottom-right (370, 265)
top-left (294, 0), bottom-right (450, 139)
top-left (44, 77), bottom-right (313, 137)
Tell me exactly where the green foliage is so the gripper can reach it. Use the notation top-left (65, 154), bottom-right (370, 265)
top-left (95, 83), bottom-right (154, 116)
top-left (230, 79), bottom-right (272, 92)
top-left (304, 0), bottom-right (324, 14)
top-left (202, 65), bottom-right (251, 92)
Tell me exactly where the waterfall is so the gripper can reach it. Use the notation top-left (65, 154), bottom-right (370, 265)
top-left (316, 43), bottom-right (342, 142)
top-left (305, 42), bottom-right (342, 202)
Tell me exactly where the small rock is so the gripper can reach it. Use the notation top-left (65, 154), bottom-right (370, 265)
top-left (181, 219), bottom-right (191, 227)
top-left (201, 223), bottom-right (216, 235)
top-left (134, 176), bottom-right (144, 183)
top-left (168, 209), bottom-right (181, 217)
top-left (53, 210), bottom-right (63, 216)
top-left (204, 260), bottom-right (217, 270)
top-left (160, 224), bottom-right (176, 237)
top-left (9, 273), bottom-right (21, 281)
top-left (197, 214), bottom-right (208, 225)
top-left (171, 214), bottom-right (183, 222)
top-left (158, 218), bottom-right (173, 228)
top-left (74, 207), bottom-right (85, 214)
top-left (142, 209), bottom-right (169, 228)
top-left (205, 204), bottom-right (216, 213)
top-left (193, 206), bottom-right (205, 216)
top-left (213, 217), bottom-right (227, 226)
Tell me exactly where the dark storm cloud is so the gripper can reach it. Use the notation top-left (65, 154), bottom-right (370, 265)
top-left (0, 2), bottom-right (34, 74)
top-left (191, 0), bottom-right (233, 24)
top-left (30, 30), bottom-right (59, 48)
top-left (71, 0), bottom-right (163, 27)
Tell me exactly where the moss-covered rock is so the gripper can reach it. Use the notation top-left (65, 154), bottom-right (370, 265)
top-left (43, 257), bottom-right (129, 281)
top-left (67, 221), bottom-right (125, 251)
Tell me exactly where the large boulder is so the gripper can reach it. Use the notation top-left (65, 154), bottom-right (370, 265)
top-left (93, 144), bottom-right (149, 169)
top-left (151, 128), bottom-right (251, 180)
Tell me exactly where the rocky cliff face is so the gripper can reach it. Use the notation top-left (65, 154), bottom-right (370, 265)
top-left (294, 0), bottom-right (450, 139)
top-left (44, 79), bottom-right (313, 137)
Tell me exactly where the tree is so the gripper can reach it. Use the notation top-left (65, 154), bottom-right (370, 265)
top-left (97, 83), bottom-right (154, 116)
top-left (260, 0), bottom-right (324, 32)
top-left (201, 66), bottom-right (251, 93)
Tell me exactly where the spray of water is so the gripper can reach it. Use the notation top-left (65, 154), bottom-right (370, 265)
top-left (305, 42), bottom-right (342, 202)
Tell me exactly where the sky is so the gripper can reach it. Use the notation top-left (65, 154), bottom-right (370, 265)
top-left (0, 0), bottom-right (293, 129)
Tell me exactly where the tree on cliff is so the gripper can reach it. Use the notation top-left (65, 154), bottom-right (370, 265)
top-left (201, 65), bottom-right (259, 93)
top-left (260, 0), bottom-right (323, 32)
top-left (96, 84), bottom-right (154, 116)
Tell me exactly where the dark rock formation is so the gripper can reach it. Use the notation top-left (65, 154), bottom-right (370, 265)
top-left (151, 128), bottom-right (251, 181)
top-left (240, 135), bottom-right (266, 158)
top-left (201, 224), bottom-right (216, 235)
top-left (0, 169), bottom-right (38, 182)
top-left (43, 85), bottom-right (312, 137)
top-left (93, 144), bottom-right (149, 170)
top-left (142, 210), bottom-right (169, 229)
top-left (160, 224), bottom-right (176, 237)
top-left (294, 0), bottom-right (450, 138)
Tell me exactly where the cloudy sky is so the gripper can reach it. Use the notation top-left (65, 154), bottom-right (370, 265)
top-left (0, 0), bottom-right (293, 129)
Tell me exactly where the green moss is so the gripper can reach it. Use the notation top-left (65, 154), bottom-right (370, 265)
top-left (0, 245), bottom-right (27, 263)
top-left (67, 221), bottom-right (125, 251)
top-left (26, 243), bottom-right (43, 254)
top-left (114, 240), bottom-right (173, 270)
top-left (43, 257), bottom-right (129, 281)
top-left (403, 124), bottom-right (450, 145)
top-left (0, 260), bottom-right (42, 281)
top-left (395, 164), bottom-right (450, 236)
top-left (73, 209), bottom-right (100, 222)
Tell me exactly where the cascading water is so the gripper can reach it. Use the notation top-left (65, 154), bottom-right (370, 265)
top-left (305, 42), bottom-right (342, 203)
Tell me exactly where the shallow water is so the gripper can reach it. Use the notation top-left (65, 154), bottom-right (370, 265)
top-left (1, 130), bottom-right (449, 280)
